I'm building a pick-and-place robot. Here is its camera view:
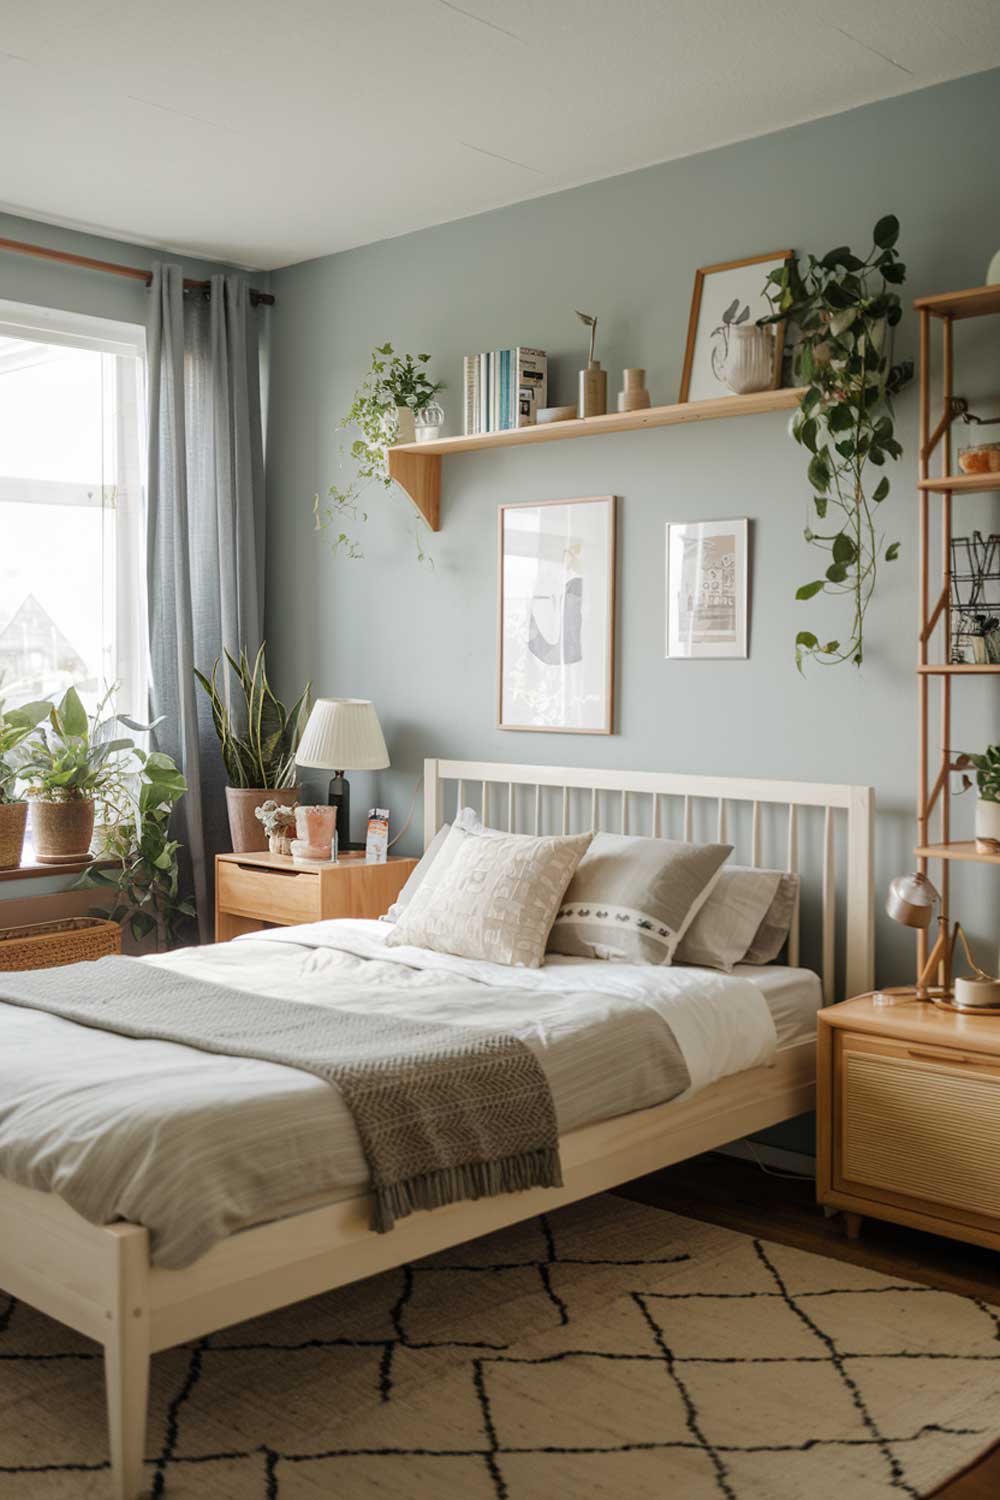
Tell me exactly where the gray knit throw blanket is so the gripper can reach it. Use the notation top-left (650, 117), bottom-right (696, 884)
top-left (0, 956), bottom-right (562, 1232)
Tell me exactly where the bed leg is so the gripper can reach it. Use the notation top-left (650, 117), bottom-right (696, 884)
top-left (104, 1227), bottom-right (152, 1500)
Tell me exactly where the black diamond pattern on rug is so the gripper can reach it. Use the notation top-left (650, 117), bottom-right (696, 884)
top-left (1, 1195), bottom-right (998, 1499)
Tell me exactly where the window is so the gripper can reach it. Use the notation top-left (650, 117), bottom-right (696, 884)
top-left (0, 301), bottom-right (147, 723)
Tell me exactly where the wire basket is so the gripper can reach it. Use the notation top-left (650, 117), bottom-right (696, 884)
top-left (0, 916), bottom-right (121, 971)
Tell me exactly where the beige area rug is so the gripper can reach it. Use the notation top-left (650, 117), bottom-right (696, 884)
top-left (2, 1194), bottom-right (999, 1499)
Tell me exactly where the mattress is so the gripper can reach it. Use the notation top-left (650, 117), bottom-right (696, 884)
top-left (735, 964), bottom-right (822, 1049)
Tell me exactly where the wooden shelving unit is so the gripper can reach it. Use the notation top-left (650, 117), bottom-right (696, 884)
top-left (915, 282), bottom-right (1000, 985)
top-left (387, 386), bottom-right (805, 529)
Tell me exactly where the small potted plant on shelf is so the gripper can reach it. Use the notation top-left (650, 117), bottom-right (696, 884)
top-left (17, 686), bottom-right (138, 864)
top-left (194, 643), bottom-right (311, 854)
top-left (315, 342), bottom-right (444, 560)
top-left (254, 799), bottom-right (297, 855)
top-left (956, 742), bottom-right (1000, 854)
top-left (0, 692), bottom-right (51, 869)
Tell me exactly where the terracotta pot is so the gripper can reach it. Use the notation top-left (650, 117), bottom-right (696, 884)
top-left (0, 802), bottom-right (28, 871)
top-left (30, 798), bottom-right (96, 862)
top-left (225, 786), bottom-right (300, 853)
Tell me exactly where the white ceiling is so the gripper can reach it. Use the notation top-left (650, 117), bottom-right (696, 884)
top-left (2, 0), bottom-right (999, 271)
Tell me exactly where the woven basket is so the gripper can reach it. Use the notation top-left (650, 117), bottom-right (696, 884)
top-left (0, 916), bottom-right (121, 972)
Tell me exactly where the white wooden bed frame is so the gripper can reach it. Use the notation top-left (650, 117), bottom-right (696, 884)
top-left (0, 758), bottom-right (874, 1499)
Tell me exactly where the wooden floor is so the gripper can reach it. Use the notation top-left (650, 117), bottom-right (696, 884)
top-left (617, 1152), bottom-right (1000, 1500)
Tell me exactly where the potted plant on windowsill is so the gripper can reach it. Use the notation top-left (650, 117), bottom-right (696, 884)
top-left (16, 686), bottom-right (139, 863)
top-left (0, 693), bottom-right (52, 869)
top-left (194, 643), bottom-right (311, 854)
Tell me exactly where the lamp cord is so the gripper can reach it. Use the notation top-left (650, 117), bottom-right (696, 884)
top-left (388, 776), bottom-right (423, 851)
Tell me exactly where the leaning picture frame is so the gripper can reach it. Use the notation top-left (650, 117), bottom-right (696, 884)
top-left (666, 517), bottom-right (749, 659)
top-left (679, 250), bottom-right (793, 404)
top-left (498, 495), bottom-right (616, 734)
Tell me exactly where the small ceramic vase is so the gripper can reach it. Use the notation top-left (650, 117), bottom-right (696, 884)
top-left (268, 832), bottom-right (293, 857)
top-left (415, 402), bottom-right (445, 442)
top-left (578, 361), bottom-right (607, 418)
top-left (617, 368), bottom-right (651, 412)
top-left (723, 326), bottom-right (775, 395)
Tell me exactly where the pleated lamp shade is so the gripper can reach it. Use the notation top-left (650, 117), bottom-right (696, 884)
top-left (295, 699), bottom-right (390, 772)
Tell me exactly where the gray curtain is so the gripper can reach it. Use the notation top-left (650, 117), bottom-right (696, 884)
top-left (146, 264), bottom-right (265, 938)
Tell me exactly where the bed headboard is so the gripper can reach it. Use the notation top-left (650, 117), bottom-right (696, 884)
top-left (424, 758), bottom-right (874, 1004)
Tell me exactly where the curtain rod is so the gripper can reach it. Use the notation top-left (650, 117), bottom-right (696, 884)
top-left (0, 235), bottom-right (275, 307)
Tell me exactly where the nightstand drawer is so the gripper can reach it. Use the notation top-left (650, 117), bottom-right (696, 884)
top-left (216, 860), bottom-right (320, 926)
top-left (835, 1032), bottom-right (1000, 1227)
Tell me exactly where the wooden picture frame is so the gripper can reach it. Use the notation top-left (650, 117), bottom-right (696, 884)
top-left (679, 249), bottom-right (793, 404)
top-left (498, 495), bottom-right (616, 734)
top-left (666, 517), bottom-right (749, 659)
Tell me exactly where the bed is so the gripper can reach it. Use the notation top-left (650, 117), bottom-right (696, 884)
top-left (0, 758), bottom-right (874, 1499)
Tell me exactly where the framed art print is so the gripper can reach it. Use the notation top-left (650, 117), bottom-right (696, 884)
top-left (666, 518), bottom-right (748, 659)
top-left (498, 495), bottom-right (616, 734)
top-left (678, 250), bottom-right (792, 403)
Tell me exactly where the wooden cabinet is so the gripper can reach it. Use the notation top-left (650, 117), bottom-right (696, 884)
top-left (214, 851), bottom-right (418, 942)
top-left (818, 994), bottom-right (1000, 1251)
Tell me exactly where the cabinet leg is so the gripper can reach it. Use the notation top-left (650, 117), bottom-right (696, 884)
top-left (844, 1211), bottom-right (863, 1241)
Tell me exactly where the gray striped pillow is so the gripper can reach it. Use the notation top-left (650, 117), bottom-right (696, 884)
top-left (546, 834), bottom-right (732, 965)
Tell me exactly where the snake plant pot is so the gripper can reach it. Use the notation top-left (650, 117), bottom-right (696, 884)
top-left (0, 802), bottom-right (28, 871)
top-left (225, 786), bottom-right (300, 854)
top-left (975, 798), bottom-right (1000, 855)
top-left (30, 798), bottom-right (95, 863)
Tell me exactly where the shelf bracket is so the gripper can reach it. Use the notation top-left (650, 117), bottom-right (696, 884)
top-left (387, 448), bottom-right (441, 531)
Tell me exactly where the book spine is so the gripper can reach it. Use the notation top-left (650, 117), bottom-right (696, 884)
top-left (480, 352), bottom-right (487, 434)
top-left (515, 348), bottom-right (548, 426)
top-left (463, 355), bottom-right (479, 435)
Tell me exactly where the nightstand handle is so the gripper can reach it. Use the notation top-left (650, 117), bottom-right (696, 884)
top-left (907, 1047), bottom-right (987, 1068)
top-left (232, 863), bottom-right (306, 878)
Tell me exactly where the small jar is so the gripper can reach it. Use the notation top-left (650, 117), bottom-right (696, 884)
top-left (415, 402), bottom-right (445, 442)
top-left (957, 441), bottom-right (1000, 474)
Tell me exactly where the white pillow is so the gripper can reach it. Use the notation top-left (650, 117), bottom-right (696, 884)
top-left (383, 808), bottom-right (487, 921)
top-left (742, 871), bottom-right (800, 964)
top-left (385, 824), bottom-right (592, 968)
top-left (674, 865), bottom-right (782, 972)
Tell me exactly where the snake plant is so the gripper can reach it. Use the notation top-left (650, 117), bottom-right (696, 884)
top-left (194, 644), bottom-right (311, 789)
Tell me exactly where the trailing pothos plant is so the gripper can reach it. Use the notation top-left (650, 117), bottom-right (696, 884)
top-left (80, 749), bottom-right (195, 949)
top-left (760, 216), bottom-right (913, 670)
top-left (314, 343), bottom-right (443, 562)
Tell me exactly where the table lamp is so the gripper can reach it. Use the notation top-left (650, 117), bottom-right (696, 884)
top-left (885, 871), bottom-right (996, 1005)
top-left (294, 699), bottom-right (389, 850)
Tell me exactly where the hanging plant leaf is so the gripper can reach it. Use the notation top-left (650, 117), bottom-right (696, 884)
top-left (763, 217), bottom-right (911, 668)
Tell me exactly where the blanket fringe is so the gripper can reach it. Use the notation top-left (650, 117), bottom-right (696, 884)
top-left (373, 1147), bottom-right (563, 1233)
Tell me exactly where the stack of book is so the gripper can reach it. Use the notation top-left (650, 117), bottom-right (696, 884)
top-left (463, 348), bottom-right (547, 435)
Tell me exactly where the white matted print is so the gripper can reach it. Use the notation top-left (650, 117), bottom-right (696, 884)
top-left (679, 251), bottom-right (792, 403)
top-left (499, 496), bottom-right (616, 734)
top-left (666, 518), bottom-right (748, 659)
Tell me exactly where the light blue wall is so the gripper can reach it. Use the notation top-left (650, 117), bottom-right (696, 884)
top-left (265, 68), bottom-right (1000, 1014)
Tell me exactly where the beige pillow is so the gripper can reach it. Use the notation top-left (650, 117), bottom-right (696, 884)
top-left (546, 834), bottom-right (732, 965)
top-left (675, 865), bottom-right (784, 973)
top-left (385, 825), bottom-right (592, 968)
top-left (742, 871), bottom-right (800, 964)
top-left (383, 808), bottom-right (488, 921)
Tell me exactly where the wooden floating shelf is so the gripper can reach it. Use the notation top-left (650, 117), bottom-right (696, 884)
top-left (913, 284), bottom-right (1000, 321)
top-left (915, 841), bottom-right (1000, 867)
top-left (387, 387), bottom-right (805, 529)
top-left (918, 472), bottom-right (1000, 496)
top-left (917, 663), bottom-right (1000, 675)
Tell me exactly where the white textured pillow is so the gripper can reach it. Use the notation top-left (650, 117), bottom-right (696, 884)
top-left (385, 825), bottom-right (592, 968)
top-left (383, 808), bottom-right (487, 921)
top-left (674, 865), bottom-right (783, 973)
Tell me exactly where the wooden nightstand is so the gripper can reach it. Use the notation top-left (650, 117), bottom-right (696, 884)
top-left (817, 993), bottom-right (1000, 1251)
top-left (214, 851), bottom-right (418, 942)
